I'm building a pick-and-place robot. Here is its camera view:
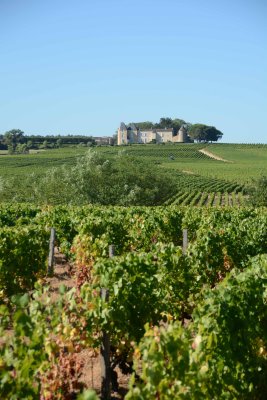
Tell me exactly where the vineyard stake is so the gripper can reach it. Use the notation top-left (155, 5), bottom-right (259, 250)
top-left (48, 228), bottom-right (56, 276)
top-left (183, 229), bottom-right (188, 254)
top-left (99, 245), bottom-right (115, 398)
top-left (100, 288), bottom-right (111, 400)
top-left (109, 244), bottom-right (115, 258)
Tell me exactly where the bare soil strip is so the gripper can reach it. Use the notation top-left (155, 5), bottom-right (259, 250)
top-left (182, 170), bottom-right (195, 175)
top-left (199, 148), bottom-right (233, 162)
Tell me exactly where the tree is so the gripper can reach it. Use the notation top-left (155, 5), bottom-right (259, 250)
top-left (132, 118), bottom-right (190, 135)
top-left (205, 126), bottom-right (223, 142)
top-left (26, 140), bottom-right (33, 150)
top-left (16, 143), bottom-right (29, 154)
top-left (11, 150), bottom-right (177, 205)
top-left (56, 138), bottom-right (62, 148)
top-left (158, 117), bottom-right (173, 128)
top-left (172, 118), bottom-right (187, 134)
top-left (42, 140), bottom-right (48, 149)
top-left (4, 129), bottom-right (24, 153)
top-left (188, 124), bottom-right (223, 142)
top-left (133, 121), bottom-right (154, 130)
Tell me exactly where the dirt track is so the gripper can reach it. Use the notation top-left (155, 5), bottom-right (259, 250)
top-left (199, 148), bottom-right (232, 162)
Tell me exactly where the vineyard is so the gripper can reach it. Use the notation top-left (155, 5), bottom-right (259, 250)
top-left (164, 171), bottom-right (246, 206)
top-left (165, 190), bottom-right (247, 206)
top-left (0, 203), bottom-right (266, 399)
top-left (114, 144), bottom-right (212, 160)
top-left (0, 147), bottom-right (88, 178)
top-left (1, 142), bottom-right (265, 206)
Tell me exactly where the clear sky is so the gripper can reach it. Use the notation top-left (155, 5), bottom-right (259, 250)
top-left (1, 0), bottom-right (266, 143)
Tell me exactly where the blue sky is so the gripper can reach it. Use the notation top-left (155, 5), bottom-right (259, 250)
top-left (0, 0), bottom-right (266, 143)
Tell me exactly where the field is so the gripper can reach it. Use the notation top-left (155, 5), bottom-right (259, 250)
top-left (0, 142), bottom-right (266, 206)
top-left (0, 147), bottom-right (88, 178)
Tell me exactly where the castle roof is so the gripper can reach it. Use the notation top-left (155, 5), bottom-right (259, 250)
top-left (120, 122), bottom-right (127, 131)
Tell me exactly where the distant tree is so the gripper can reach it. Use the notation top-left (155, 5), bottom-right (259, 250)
top-left (86, 136), bottom-right (96, 146)
top-left (16, 143), bottom-right (29, 154)
top-left (205, 126), bottom-right (223, 142)
top-left (4, 129), bottom-right (24, 153)
top-left (42, 140), bottom-right (48, 149)
top-left (188, 124), bottom-right (223, 142)
top-left (172, 118), bottom-right (187, 134)
top-left (188, 124), bottom-right (206, 142)
top-left (132, 118), bottom-right (190, 134)
top-left (157, 117), bottom-right (173, 128)
top-left (56, 138), bottom-right (63, 148)
top-left (26, 140), bottom-right (33, 149)
top-left (7, 145), bottom-right (15, 154)
top-left (133, 121), bottom-right (154, 130)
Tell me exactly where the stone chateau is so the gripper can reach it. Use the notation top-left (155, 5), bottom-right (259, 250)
top-left (117, 122), bottom-right (190, 145)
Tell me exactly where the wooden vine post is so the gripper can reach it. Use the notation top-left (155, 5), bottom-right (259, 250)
top-left (100, 288), bottom-right (111, 399)
top-left (48, 228), bottom-right (56, 276)
top-left (109, 244), bottom-right (115, 258)
top-left (183, 229), bottom-right (188, 255)
top-left (100, 244), bottom-right (115, 399)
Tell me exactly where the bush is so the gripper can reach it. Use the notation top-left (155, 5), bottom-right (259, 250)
top-left (249, 176), bottom-right (267, 206)
top-left (2, 150), bottom-right (177, 206)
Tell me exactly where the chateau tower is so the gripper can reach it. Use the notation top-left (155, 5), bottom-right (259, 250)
top-left (177, 126), bottom-right (188, 143)
top-left (117, 122), bottom-right (128, 145)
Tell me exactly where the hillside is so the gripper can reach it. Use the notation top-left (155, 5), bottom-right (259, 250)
top-left (0, 143), bottom-right (266, 206)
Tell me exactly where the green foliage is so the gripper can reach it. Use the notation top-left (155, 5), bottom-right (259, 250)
top-left (90, 244), bottom-right (193, 343)
top-left (77, 390), bottom-right (99, 400)
top-left (71, 151), bottom-right (176, 205)
top-left (0, 204), bottom-right (267, 398)
top-left (71, 207), bottom-right (184, 267)
top-left (131, 117), bottom-right (189, 134)
top-left (127, 256), bottom-right (267, 399)
top-left (249, 175), bottom-right (267, 207)
top-left (132, 121), bottom-right (154, 130)
top-left (15, 143), bottom-right (29, 154)
top-left (0, 143), bottom-right (266, 205)
top-left (0, 133), bottom-right (96, 150)
top-left (0, 203), bottom-right (40, 227)
top-left (1, 150), bottom-right (177, 206)
top-left (188, 124), bottom-right (223, 142)
top-left (0, 285), bottom-right (97, 399)
top-left (3, 129), bottom-right (24, 154)
top-left (0, 225), bottom-right (49, 297)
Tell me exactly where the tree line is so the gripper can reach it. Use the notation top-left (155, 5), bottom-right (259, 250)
top-left (0, 129), bottom-right (96, 154)
top-left (131, 117), bottom-right (223, 142)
